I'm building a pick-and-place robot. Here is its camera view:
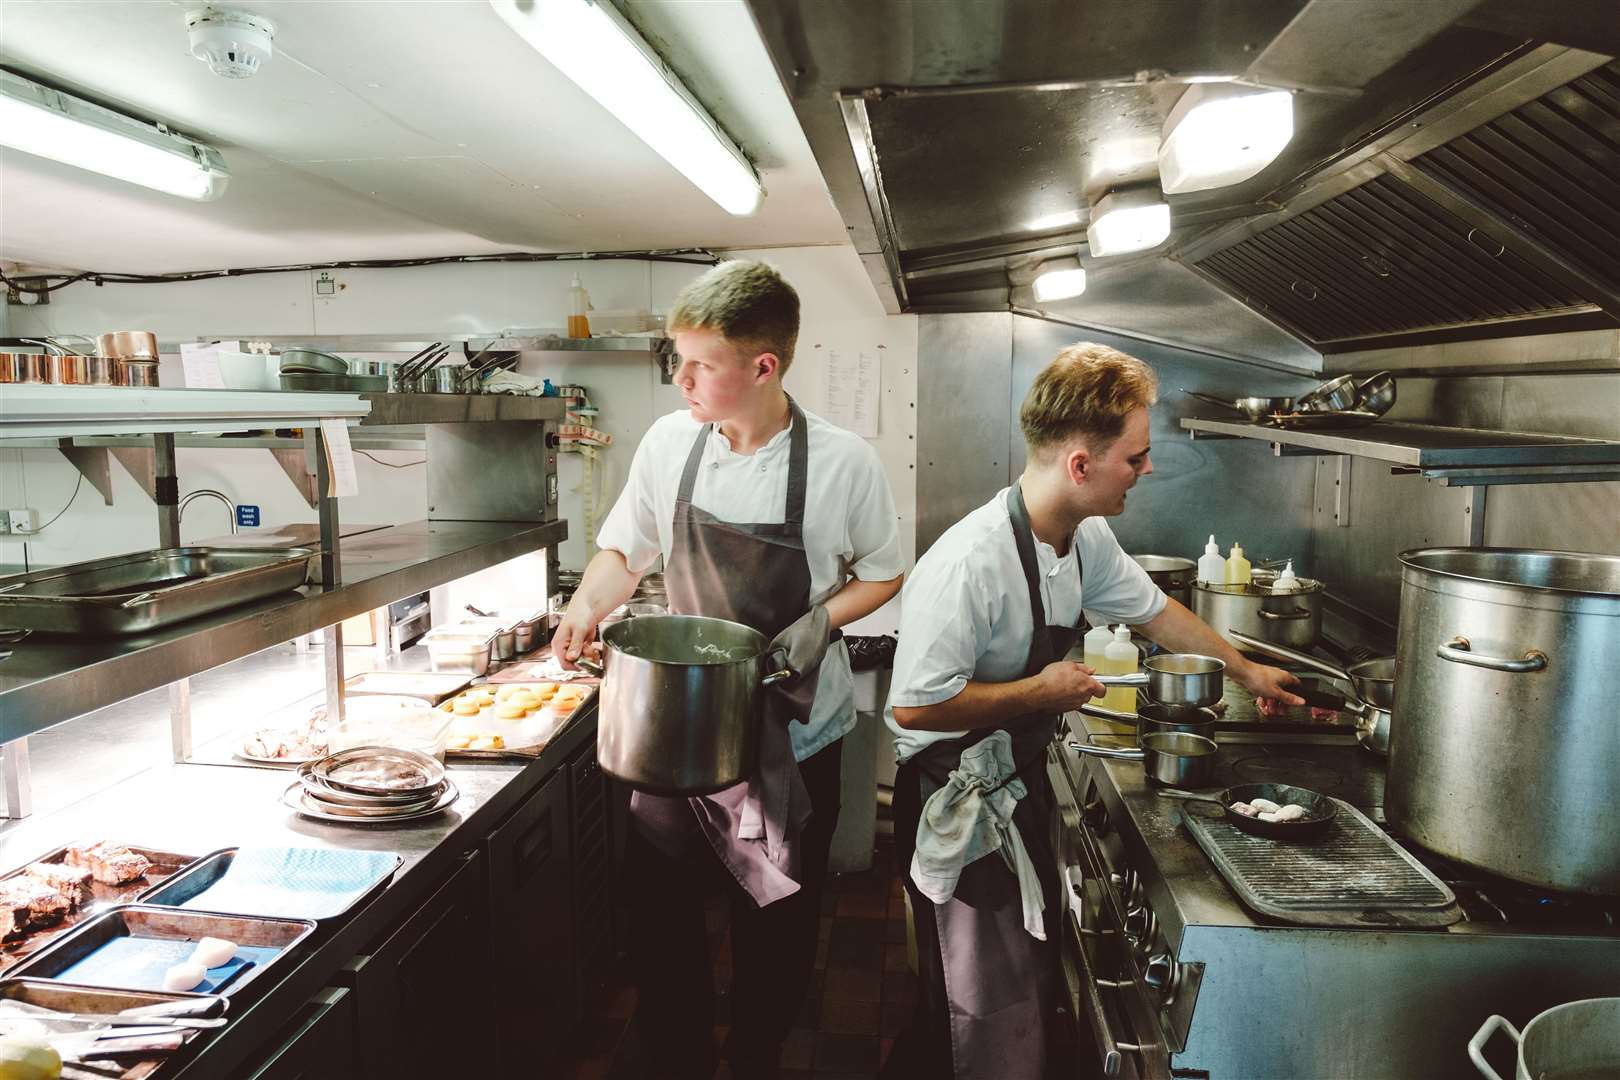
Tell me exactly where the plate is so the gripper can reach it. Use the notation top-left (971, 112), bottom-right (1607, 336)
top-left (309, 746), bottom-right (445, 798)
top-left (235, 747), bottom-right (325, 767)
top-left (294, 761), bottom-right (443, 807)
top-left (280, 779), bottom-right (459, 825)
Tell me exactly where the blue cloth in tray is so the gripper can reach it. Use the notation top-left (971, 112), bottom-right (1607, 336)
top-left (56, 936), bottom-right (275, 994)
top-left (179, 847), bottom-right (400, 920)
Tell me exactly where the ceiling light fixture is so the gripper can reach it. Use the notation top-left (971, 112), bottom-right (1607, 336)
top-left (1086, 185), bottom-right (1171, 257)
top-left (0, 69), bottom-right (228, 200)
top-left (1024, 209), bottom-right (1082, 233)
top-left (1158, 86), bottom-right (1293, 194)
top-left (1032, 255), bottom-right (1087, 303)
top-left (488, 0), bottom-right (764, 216)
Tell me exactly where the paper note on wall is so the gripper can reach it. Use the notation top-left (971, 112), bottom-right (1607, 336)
top-left (319, 418), bottom-right (360, 498)
top-left (178, 341), bottom-right (230, 389)
top-left (823, 348), bottom-right (881, 438)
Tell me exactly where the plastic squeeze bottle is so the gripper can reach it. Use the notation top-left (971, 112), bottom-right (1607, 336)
top-left (1275, 560), bottom-right (1299, 592)
top-left (1197, 534), bottom-right (1224, 585)
top-left (1102, 625), bottom-right (1139, 713)
top-left (1083, 623), bottom-right (1113, 679)
top-left (1225, 542), bottom-right (1252, 586)
top-left (567, 275), bottom-right (592, 339)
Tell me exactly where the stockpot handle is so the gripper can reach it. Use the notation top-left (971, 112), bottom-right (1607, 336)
top-left (760, 645), bottom-right (794, 686)
top-left (1466, 1014), bottom-right (1519, 1080)
top-left (1078, 702), bottom-right (1139, 723)
top-left (1063, 866), bottom-right (1141, 1076)
top-left (1067, 739), bottom-right (1143, 761)
top-left (1439, 636), bottom-right (1548, 674)
top-left (574, 656), bottom-right (604, 677)
top-left (1257, 607), bottom-right (1312, 621)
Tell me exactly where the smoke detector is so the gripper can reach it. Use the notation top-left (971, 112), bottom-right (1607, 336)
top-left (186, 8), bottom-right (276, 79)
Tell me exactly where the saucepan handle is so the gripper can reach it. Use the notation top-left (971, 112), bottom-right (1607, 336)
top-left (1155, 788), bottom-right (1225, 807)
top-left (760, 646), bottom-right (793, 686)
top-left (1066, 739), bottom-right (1143, 761)
top-left (1439, 636), bottom-right (1547, 674)
top-left (1466, 1014), bottom-right (1518, 1080)
top-left (1077, 702), bottom-right (1139, 723)
top-left (1092, 672), bottom-right (1148, 687)
top-left (574, 656), bottom-right (604, 677)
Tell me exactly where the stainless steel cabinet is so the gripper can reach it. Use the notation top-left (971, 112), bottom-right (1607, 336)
top-left (345, 851), bottom-right (497, 1079)
top-left (486, 766), bottom-right (574, 1071)
top-left (240, 987), bottom-right (357, 1080)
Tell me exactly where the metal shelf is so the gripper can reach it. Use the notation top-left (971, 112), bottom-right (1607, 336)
top-left (0, 386), bottom-right (371, 440)
top-left (172, 333), bottom-right (673, 354)
top-left (0, 517), bottom-right (567, 737)
top-left (1180, 417), bottom-right (1620, 486)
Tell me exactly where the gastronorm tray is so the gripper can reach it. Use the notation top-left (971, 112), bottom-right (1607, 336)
top-left (0, 978), bottom-right (226, 1079)
top-left (8, 905), bottom-right (315, 997)
top-left (342, 669), bottom-right (471, 705)
top-left (0, 547), bottom-right (314, 635)
top-left (139, 847), bottom-right (401, 922)
top-left (0, 845), bottom-right (199, 975)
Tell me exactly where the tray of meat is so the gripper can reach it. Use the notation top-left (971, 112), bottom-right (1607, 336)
top-left (0, 977), bottom-right (226, 1079)
top-left (0, 844), bottom-right (198, 975)
top-left (7, 905), bottom-right (313, 998)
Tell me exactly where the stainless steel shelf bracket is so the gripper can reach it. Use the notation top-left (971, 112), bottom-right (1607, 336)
top-left (2, 738), bottom-right (32, 819)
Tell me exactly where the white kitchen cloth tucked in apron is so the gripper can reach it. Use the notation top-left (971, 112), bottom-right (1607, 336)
top-left (910, 730), bottom-right (1046, 940)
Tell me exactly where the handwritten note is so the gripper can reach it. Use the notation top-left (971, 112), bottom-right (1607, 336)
top-left (179, 341), bottom-right (228, 389)
top-left (319, 418), bottom-right (360, 498)
top-left (823, 348), bottom-right (880, 438)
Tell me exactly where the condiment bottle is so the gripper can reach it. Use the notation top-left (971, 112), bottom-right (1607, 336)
top-left (1083, 623), bottom-right (1113, 677)
top-left (567, 275), bottom-right (592, 339)
top-left (1225, 541), bottom-right (1252, 586)
top-left (1275, 560), bottom-right (1299, 592)
top-left (1197, 534), bottom-right (1224, 585)
top-left (1102, 625), bottom-right (1139, 713)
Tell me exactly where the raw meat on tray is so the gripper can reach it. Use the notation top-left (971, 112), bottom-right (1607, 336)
top-left (63, 841), bottom-right (154, 885)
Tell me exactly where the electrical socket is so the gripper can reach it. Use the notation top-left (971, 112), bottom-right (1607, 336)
top-left (1, 509), bottom-right (38, 534)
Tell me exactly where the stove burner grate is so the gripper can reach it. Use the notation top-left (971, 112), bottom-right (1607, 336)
top-left (1182, 797), bottom-right (1461, 928)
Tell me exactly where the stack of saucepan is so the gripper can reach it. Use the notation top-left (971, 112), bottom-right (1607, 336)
top-left (1, 334), bottom-right (153, 386)
top-left (1066, 653), bottom-right (1227, 786)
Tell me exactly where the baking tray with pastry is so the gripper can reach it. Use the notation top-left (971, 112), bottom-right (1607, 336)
top-left (0, 843), bottom-right (199, 976)
top-left (435, 679), bottom-right (593, 759)
top-left (7, 905), bottom-right (315, 999)
top-left (138, 847), bottom-right (402, 923)
top-left (0, 978), bottom-right (228, 1079)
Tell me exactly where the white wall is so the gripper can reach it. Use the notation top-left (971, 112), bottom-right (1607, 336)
top-left (5, 246), bottom-right (917, 632)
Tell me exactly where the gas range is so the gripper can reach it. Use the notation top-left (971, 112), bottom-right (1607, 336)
top-left (1047, 710), bottom-right (1620, 1080)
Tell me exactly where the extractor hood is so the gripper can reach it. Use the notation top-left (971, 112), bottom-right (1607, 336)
top-left (745, 0), bottom-right (1619, 359)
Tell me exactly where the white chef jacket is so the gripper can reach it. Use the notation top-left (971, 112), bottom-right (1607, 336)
top-left (597, 407), bottom-right (904, 761)
top-left (885, 485), bottom-right (1167, 763)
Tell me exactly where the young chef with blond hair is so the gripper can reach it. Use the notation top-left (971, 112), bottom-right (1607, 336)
top-left (552, 259), bottom-right (903, 1080)
top-left (882, 342), bottom-right (1301, 1079)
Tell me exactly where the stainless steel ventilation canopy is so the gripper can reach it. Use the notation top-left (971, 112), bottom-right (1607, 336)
top-left (746, 0), bottom-right (1620, 357)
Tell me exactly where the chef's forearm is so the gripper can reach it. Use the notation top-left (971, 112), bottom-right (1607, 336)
top-left (567, 549), bottom-right (643, 622)
top-left (892, 678), bottom-right (1044, 733)
top-left (1135, 598), bottom-right (1256, 675)
top-left (822, 574), bottom-right (902, 630)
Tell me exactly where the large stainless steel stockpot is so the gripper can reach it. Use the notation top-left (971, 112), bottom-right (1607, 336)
top-left (1469, 997), bottom-right (1620, 1080)
top-left (587, 614), bottom-right (791, 795)
top-left (1195, 568), bottom-right (1324, 650)
top-left (1389, 547), bottom-right (1620, 895)
top-left (1131, 554), bottom-right (1195, 608)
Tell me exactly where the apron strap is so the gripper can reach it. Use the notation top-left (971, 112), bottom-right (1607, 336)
top-left (675, 421), bottom-right (713, 506)
top-left (672, 398), bottom-right (809, 531)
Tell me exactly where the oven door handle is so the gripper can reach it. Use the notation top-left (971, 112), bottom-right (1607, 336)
top-left (1064, 865), bottom-right (1142, 1077)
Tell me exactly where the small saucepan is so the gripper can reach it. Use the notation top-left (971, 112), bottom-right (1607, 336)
top-left (1160, 782), bottom-right (1337, 840)
top-left (1069, 730), bottom-right (1219, 787)
top-left (1093, 652), bottom-right (1225, 708)
top-left (1228, 629), bottom-right (1394, 754)
top-left (1079, 700), bottom-right (1218, 739)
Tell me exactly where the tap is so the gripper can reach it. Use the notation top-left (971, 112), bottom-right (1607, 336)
top-left (179, 489), bottom-right (238, 535)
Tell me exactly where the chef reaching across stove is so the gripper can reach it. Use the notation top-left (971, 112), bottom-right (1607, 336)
top-left (881, 342), bottom-right (1301, 1080)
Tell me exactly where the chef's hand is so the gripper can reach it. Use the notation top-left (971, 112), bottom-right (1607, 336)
top-left (769, 605), bottom-right (831, 683)
top-left (1032, 661), bottom-right (1108, 712)
top-left (550, 607), bottom-right (599, 671)
top-left (1234, 661), bottom-right (1304, 706)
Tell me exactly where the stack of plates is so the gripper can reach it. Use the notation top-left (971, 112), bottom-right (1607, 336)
top-left (281, 746), bottom-right (459, 824)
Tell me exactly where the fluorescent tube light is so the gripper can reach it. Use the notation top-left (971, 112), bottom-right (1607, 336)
top-left (1086, 186), bottom-right (1171, 257)
top-left (0, 69), bottom-right (228, 200)
top-left (1158, 87), bottom-right (1293, 194)
top-left (489, 0), bottom-right (764, 216)
top-left (1032, 256), bottom-right (1087, 303)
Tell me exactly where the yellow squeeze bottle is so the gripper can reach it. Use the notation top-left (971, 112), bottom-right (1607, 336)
top-left (1225, 541), bottom-right (1252, 586)
top-left (1102, 625), bottom-right (1139, 713)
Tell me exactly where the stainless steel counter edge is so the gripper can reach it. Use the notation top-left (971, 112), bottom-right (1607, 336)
top-left (0, 518), bottom-right (568, 735)
top-left (0, 704), bottom-right (598, 1078)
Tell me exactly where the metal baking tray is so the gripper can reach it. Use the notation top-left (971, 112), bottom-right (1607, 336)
top-left (9, 904), bottom-right (315, 997)
top-left (279, 371), bottom-right (386, 392)
top-left (342, 669), bottom-right (471, 705)
top-left (139, 847), bottom-right (401, 922)
top-left (0, 547), bottom-right (314, 634)
top-left (0, 845), bottom-right (200, 975)
top-left (0, 978), bottom-right (226, 1078)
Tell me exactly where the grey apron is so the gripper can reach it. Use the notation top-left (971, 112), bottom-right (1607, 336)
top-left (627, 398), bottom-right (823, 906)
top-left (908, 481), bottom-right (1072, 1080)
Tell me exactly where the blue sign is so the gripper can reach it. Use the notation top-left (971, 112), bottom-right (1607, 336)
top-left (236, 504), bottom-right (261, 528)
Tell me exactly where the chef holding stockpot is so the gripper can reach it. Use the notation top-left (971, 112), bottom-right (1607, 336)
top-left (882, 343), bottom-right (1300, 1079)
top-left (552, 260), bottom-right (903, 1080)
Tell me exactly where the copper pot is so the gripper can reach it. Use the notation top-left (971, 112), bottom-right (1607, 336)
top-left (117, 361), bottom-right (161, 387)
top-left (97, 330), bottom-right (159, 360)
top-left (0, 352), bottom-right (53, 384)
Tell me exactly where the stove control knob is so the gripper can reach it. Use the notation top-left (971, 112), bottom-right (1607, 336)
top-left (1144, 953), bottom-right (1177, 996)
top-left (1124, 904), bottom-right (1150, 941)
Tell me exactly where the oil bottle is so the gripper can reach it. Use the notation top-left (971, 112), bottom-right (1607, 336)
top-left (567, 275), bottom-right (592, 339)
top-left (1101, 625), bottom-right (1139, 713)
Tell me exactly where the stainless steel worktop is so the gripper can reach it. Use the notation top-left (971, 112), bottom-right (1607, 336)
top-left (0, 517), bottom-right (567, 737)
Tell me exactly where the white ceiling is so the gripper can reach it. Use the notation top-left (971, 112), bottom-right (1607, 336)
top-left (0, 0), bottom-right (847, 273)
